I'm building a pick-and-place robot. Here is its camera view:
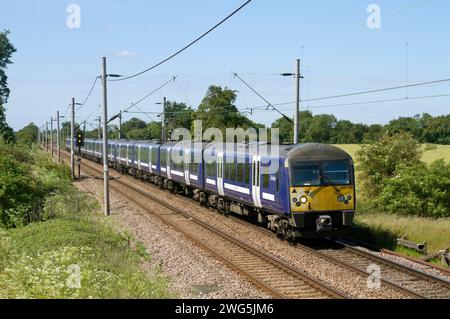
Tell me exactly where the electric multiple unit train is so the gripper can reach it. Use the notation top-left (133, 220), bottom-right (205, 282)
top-left (67, 138), bottom-right (355, 240)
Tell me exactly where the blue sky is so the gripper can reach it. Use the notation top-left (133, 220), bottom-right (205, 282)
top-left (1, 0), bottom-right (449, 130)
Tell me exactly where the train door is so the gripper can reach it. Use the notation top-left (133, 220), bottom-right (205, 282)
top-left (166, 147), bottom-right (172, 179)
top-left (184, 148), bottom-right (191, 186)
top-left (217, 152), bottom-right (225, 196)
top-left (252, 155), bottom-right (262, 208)
top-left (137, 144), bottom-right (141, 170)
top-left (149, 146), bottom-right (153, 174)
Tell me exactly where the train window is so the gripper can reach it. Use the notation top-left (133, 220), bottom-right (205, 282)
top-left (322, 161), bottom-right (350, 185)
top-left (172, 149), bottom-right (183, 171)
top-left (189, 152), bottom-right (195, 173)
top-left (225, 162), bottom-right (230, 180)
top-left (231, 163), bottom-right (237, 182)
top-left (252, 162), bottom-right (256, 185)
top-left (237, 163), bottom-right (244, 184)
top-left (261, 166), bottom-right (269, 188)
top-left (141, 147), bottom-right (149, 163)
top-left (212, 162), bottom-right (217, 177)
top-left (292, 164), bottom-right (321, 186)
top-left (151, 148), bottom-right (158, 164)
top-left (160, 150), bottom-right (167, 167)
top-left (206, 161), bottom-right (216, 177)
top-left (244, 162), bottom-right (251, 185)
top-left (276, 165), bottom-right (280, 192)
top-left (291, 160), bottom-right (350, 186)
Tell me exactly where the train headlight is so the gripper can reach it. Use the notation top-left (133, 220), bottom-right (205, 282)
top-left (337, 194), bottom-right (345, 202)
top-left (300, 196), bottom-right (308, 204)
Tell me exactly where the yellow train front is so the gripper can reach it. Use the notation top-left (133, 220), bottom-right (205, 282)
top-left (268, 144), bottom-right (356, 240)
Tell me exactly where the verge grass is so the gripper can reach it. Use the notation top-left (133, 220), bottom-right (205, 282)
top-left (352, 210), bottom-right (450, 254)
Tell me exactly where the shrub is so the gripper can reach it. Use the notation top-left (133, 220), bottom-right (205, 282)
top-left (376, 160), bottom-right (450, 218)
top-left (0, 143), bottom-right (39, 227)
top-left (0, 143), bottom-right (71, 228)
top-left (356, 132), bottom-right (422, 199)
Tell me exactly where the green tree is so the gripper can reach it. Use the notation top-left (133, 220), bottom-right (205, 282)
top-left (363, 124), bottom-right (383, 143)
top-left (421, 115), bottom-right (450, 145)
top-left (126, 128), bottom-right (149, 140)
top-left (191, 85), bottom-right (257, 137)
top-left (271, 110), bottom-right (314, 144)
top-left (165, 101), bottom-right (193, 133)
top-left (0, 30), bottom-right (17, 143)
top-left (331, 120), bottom-right (356, 144)
top-left (120, 118), bottom-right (146, 139)
top-left (16, 123), bottom-right (38, 146)
top-left (304, 114), bottom-right (337, 143)
top-left (147, 121), bottom-right (162, 140)
top-left (376, 160), bottom-right (450, 218)
top-left (384, 116), bottom-right (420, 139)
top-left (356, 132), bottom-right (423, 199)
top-left (271, 116), bottom-right (293, 144)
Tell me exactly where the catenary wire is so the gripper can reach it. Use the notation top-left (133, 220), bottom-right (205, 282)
top-left (109, 0), bottom-right (252, 82)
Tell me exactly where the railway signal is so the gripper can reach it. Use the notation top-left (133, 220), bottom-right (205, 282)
top-left (75, 131), bottom-right (84, 180)
top-left (75, 132), bottom-right (84, 147)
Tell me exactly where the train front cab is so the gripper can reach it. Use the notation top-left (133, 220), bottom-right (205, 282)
top-left (286, 144), bottom-right (356, 238)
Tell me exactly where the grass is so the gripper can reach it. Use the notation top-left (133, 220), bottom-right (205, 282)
top-left (352, 211), bottom-right (450, 253)
top-left (334, 144), bottom-right (450, 164)
top-left (0, 148), bottom-right (172, 299)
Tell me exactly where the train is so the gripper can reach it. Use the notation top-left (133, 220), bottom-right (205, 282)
top-left (66, 138), bottom-right (356, 241)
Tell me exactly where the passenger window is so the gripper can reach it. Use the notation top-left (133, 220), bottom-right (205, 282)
top-left (237, 163), bottom-right (244, 184)
top-left (262, 167), bottom-right (270, 188)
top-left (231, 163), bottom-right (237, 182)
top-left (245, 160), bottom-right (251, 185)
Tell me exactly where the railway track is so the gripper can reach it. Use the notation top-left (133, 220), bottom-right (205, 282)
top-left (316, 239), bottom-right (450, 299)
top-left (226, 214), bottom-right (450, 299)
top-left (60, 151), bottom-right (348, 299)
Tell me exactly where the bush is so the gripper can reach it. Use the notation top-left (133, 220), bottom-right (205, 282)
top-left (356, 132), bottom-right (422, 199)
top-left (376, 160), bottom-right (450, 218)
top-left (0, 143), bottom-right (71, 228)
top-left (0, 143), bottom-right (39, 227)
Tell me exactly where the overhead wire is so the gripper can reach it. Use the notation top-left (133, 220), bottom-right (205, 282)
top-left (233, 72), bottom-right (293, 122)
top-left (300, 78), bottom-right (450, 102)
top-left (76, 76), bottom-right (99, 111)
top-left (109, 0), bottom-right (252, 82)
top-left (121, 77), bottom-right (176, 114)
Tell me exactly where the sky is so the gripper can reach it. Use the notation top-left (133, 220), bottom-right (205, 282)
top-left (1, 0), bottom-right (449, 131)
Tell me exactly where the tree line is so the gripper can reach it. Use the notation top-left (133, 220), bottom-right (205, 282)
top-left (73, 85), bottom-right (449, 145)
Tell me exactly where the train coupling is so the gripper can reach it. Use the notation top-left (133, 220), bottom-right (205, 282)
top-left (316, 215), bottom-right (332, 232)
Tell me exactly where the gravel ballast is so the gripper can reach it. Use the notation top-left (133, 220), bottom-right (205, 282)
top-left (74, 175), bottom-right (270, 299)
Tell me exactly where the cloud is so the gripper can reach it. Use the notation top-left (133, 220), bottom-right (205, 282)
top-left (114, 50), bottom-right (135, 57)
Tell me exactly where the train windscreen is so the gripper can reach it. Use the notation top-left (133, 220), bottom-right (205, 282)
top-left (291, 160), bottom-right (350, 186)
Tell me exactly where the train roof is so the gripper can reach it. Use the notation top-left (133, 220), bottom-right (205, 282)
top-left (82, 138), bottom-right (352, 160)
top-left (283, 143), bottom-right (352, 161)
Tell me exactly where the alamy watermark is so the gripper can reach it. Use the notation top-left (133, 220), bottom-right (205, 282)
top-left (66, 264), bottom-right (81, 289)
top-left (66, 4), bottom-right (81, 29)
top-left (367, 263), bottom-right (381, 289)
top-left (367, 4), bottom-right (381, 29)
